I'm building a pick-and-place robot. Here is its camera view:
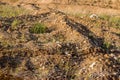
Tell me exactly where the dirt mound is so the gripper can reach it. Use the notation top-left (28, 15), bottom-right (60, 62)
top-left (0, 9), bottom-right (97, 52)
top-left (0, 8), bottom-right (120, 80)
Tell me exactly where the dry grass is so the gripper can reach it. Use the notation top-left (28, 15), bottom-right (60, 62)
top-left (9, 0), bottom-right (19, 2)
top-left (1, 0), bottom-right (19, 3)
top-left (67, 12), bottom-right (120, 28)
top-left (0, 5), bottom-right (30, 17)
top-left (99, 14), bottom-right (120, 28)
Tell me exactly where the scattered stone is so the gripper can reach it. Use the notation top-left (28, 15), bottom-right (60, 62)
top-left (90, 14), bottom-right (99, 19)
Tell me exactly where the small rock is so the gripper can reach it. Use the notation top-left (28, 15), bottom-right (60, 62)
top-left (90, 14), bottom-right (98, 19)
top-left (89, 62), bottom-right (96, 69)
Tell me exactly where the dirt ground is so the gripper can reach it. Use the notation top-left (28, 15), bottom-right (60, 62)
top-left (0, 0), bottom-right (120, 80)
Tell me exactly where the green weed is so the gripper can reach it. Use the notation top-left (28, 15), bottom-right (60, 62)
top-left (103, 42), bottom-right (111, 49)
top-left (102, 42), bottom-right (112, 53)
top-left (30, 23), bottom-right (46, 34)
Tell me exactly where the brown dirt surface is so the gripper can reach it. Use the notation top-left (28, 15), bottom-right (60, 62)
top-left (0, 0), bottom-right (120, 80)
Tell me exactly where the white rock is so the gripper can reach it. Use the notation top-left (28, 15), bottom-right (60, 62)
top-left (89, 62), bottom-right (96, 69)
top-left (90, 14), bottom-right (98, 19)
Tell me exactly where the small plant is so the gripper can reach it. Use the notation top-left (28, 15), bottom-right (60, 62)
top-left (102, 42), bottom-right (112, 53)
top-left (0, 39), bottom-right (11, 48)
top-left (20, 33), bottom-right (26, 42)
top-left (11, 19), bottom-right (21, 30)
top-left (103, 42), bottom-right (111, 49)
top-left (30, 23), bottom-right (46, 34)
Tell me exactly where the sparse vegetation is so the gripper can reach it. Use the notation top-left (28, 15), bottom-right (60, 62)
top-left (109, 16), bottom-right (120, 28)
top-left (0, 39), bottom-right (11, 48)
top-left (99, 15), bottom-right (120, 28)
top-left (30, 23), bottom-right (46, 34)
top-left (20, 33), bottom-right (27, 42)
top-left (11, 19), bottom-right (21, 30)
top-left (9, 0), bottom-right (19, 2)
top-left (102, 42), bottom-right (112, 53)
top-left (69, 13), bottom-right (120, 28)
top-left (0, 5), bottom-right (30, 17)
top-left (100, 15), bottom-right (110, 21)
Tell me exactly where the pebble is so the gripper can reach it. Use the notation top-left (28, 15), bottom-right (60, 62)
top-left (90, 14), bottom-right (99, 19)
top-left (89, 62), bottom-right (96, 69)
